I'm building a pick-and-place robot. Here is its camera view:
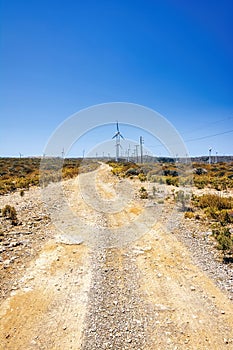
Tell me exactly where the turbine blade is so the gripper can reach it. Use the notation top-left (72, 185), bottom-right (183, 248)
top-left (120, 134), bottom-right (124, 139)
top-left (116, 121), bottom-right (119, 132)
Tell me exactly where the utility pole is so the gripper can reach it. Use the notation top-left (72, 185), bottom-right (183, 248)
top-left (209, 148), bottom-right (212, 164)
top-left (127, 144), bottom-right (131, 162)
top-left (215, 152), bottom-right (218, 163)
top-left (139, 136), bottom-right (144, 163)
top-left (82, 149), bottom-right (85, 158)
top-left (132, 150), bottom-right (135, 162)
top-left (61, 148), bottom-right (65, 158)
top-left (135, 145), bottom-right (139, 163)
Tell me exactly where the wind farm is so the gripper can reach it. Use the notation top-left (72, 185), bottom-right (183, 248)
top-left (1, 1), bottom-right (233, 348)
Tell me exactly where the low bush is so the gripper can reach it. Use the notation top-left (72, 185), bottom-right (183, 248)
top-left (125, 168), bottom-right (139, 176)
top-left (197, 194), bottom-right (232, 211)
top-left (109, 161), bottom-right (139, 177)
top-left (194, 176), bottom-right (208, 189)
top-left (1, 205), bottom-right (18, 225)
top-left (205, 208), bottom-right (232, 226)
top-left (212, 227), bottom-right (233, 253)
top-left (166, 177), bottom-right (179, 186)
top-left (174, 190), bottom-right (190, 211)
top-left (192, 194), bottom-right (233, 226)
top-left (139, 186), bottom-right (148, 199)
top-left (184, 211), bottom-right (195, 219)
top-left (152, 186), bottom-right (157, 196)
top-left (138, 173), bottom-right (147, 182)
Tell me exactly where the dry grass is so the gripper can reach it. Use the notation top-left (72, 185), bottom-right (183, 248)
top-left (0, 158), bottom-right (99, 195)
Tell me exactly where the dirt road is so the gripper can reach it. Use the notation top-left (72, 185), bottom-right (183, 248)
top-left (0, 164), bottom-right (233, 349)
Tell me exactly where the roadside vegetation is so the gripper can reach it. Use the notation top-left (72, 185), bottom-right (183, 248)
top-left (108, 160), bottom-right (233, 259)
top-left (0, 157), bottom-right (99, 195)
top-left (108, 160), bottom-right (233, 190)
top-left (193, 162), bottom-right (233, 190)
top-left (189, 194), bottom-right (233, 257)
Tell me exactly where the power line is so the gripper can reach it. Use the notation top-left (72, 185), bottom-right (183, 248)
top-left (185, 129), bottom-right (233, 142)
top-left (147, 129), bottom-right (233, 150)
top-left (182, 116), bottom-right (233, 135)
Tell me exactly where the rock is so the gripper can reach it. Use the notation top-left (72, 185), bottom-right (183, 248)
top-left (3, 259), bottom-right (11, 265)
top-left (9, 241), bottom-right (22, 248)
top-left (142, 246), bottom-right (152, 252)
top-left (193, 168), bottom-right (208, 175)
top-left (56, 235), bottom-right (83, 245)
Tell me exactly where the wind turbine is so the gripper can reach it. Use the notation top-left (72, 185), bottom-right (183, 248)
top-left (112, 121), bottom-right (124, 162)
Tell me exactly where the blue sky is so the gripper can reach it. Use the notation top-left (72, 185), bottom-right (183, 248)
top-left (1, 0), bottom-right (233, 157)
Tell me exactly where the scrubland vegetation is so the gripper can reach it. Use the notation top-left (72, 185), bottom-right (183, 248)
top-left (190, 194), bottom-right (233, 255)
top-left (0, 157), bottom-right (99, 195)
top-left (1, 158), bottom-right (233, 258)
top-left (193, 163), bottom-right (233, 190)
top-left (107, 160), bottom-right (233, 190)
top-left (108, 160), bottom-right (233, 259)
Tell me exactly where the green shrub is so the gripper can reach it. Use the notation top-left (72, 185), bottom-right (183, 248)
top-left (194, 176), bottom-right (208, 189)
top-left (166, 177), bottom-right (179, 186)
top-left (179, 176), bottom-right (193, 186)
top-left (152, 186), bottom-right (157, 196)
top-left (151, 176), bottom-right (166, 184)
top-left (125, 168), bottom-right (139, 176)
top-left (139, 186), bottom-right (148, 199)
top-left (212, 227), bottom-right (233, 253)
top-left (1, 205), bottom-right (18, 224)
top-left (157, 199), bottom-right (164, 204)
top-left (206, 208), bottom-right (232, 225)
top-left (163, 169), bottom-right (178, 177)
top-left (138, 173), bottom-right (147, 182)
top-left (174, 190), bottom-right (190, 211)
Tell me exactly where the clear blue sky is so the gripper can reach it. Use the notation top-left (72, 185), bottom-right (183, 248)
top-left (1, 0), bottom-right (233, 157)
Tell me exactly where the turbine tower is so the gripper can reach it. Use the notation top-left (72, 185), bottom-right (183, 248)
top-left (112, 121), bottom-right (124, 162)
